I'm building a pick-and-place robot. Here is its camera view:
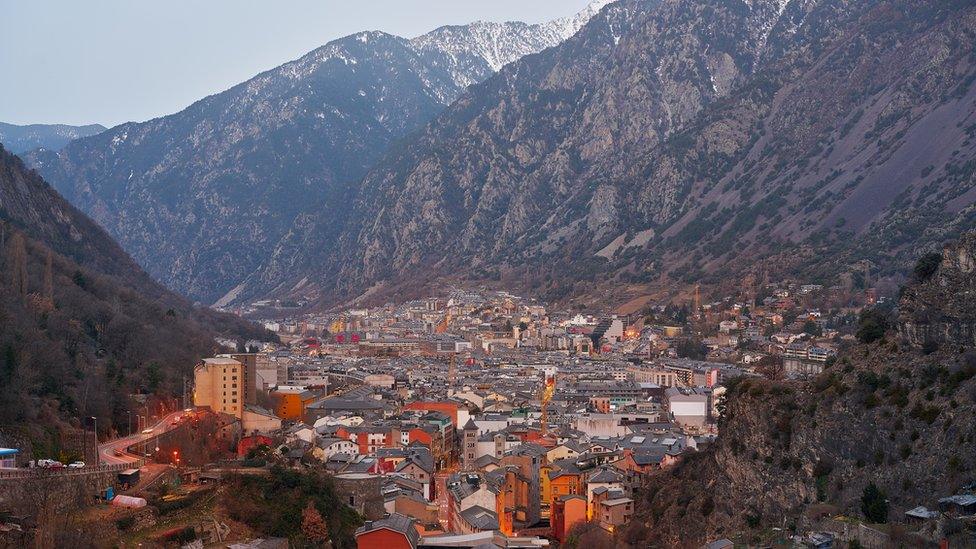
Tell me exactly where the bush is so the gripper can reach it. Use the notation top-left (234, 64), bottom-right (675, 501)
top-left (913, 252), bottom-right (942, 282)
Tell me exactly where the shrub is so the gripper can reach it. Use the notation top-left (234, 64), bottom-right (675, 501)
top-left (857, 308), bottom-right (889, 343)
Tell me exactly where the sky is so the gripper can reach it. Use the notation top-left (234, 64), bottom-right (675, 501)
top-left (0, 0), bottom-right (591, 128)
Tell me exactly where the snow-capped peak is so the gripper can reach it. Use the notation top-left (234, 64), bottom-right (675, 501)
top-left (410, 0), bottom-right (616, 85)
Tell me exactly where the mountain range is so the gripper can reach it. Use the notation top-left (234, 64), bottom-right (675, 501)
top-left (234, 0), bottom-right (976, 310)
top-left (27, 1), bottom-right (611, 305)
top-left (0, 122), bottom-right (105, 154)
top-left (25, 0), bottom-right (976, 312)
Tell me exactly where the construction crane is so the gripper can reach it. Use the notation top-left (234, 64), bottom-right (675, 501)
top-left (435, 311), bottom-right (452, 334)
top-left (540, 372), bottom-right (556, 438)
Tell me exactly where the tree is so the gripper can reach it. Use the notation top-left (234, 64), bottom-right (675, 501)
top-left (861, 482), bottom-right (889, 523)
top-left (301, 501), bottom-right (331, 546)
top-left (802, 320), bottom-right (822, 337)
top-left (913, 252), bottom-right (942, 282)
top-left (856, 309), bottom-right (888, 344)
top-left (7, 232), bottom-right (28, 296)
top-left (146, 362), bottom-right (163, 393)
top-left (676, 338), bottom-right (707, 360)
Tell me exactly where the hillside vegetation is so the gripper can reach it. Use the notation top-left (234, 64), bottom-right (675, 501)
top-left (0, 146), bottom-right (272, 449)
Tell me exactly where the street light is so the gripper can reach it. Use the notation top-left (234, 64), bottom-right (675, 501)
top-left (91, 416), bottom-right (98, 466)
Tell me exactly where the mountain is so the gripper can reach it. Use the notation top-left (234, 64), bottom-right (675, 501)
top-left (27, 1), bottom-right (612, 305)
top-left (0, 122), bottom-right (105, 154)
top-left (241, 0), bottom-right (976, 309)
top-left (621, 237), bottom-right (976, 546)
top-left (0, 145), bottom-right (271, 441)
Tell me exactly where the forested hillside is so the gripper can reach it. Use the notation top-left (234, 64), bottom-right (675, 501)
top-left (0, 146), bottom-right (272, 446)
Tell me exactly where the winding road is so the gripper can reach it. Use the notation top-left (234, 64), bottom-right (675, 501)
top-left (98, 410), bottom-right (187, 465)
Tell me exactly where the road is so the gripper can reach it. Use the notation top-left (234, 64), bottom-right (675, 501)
top-left (435, 471), bottom-right (452, 531)
top-left (98, 410), bottom-right (186, 465)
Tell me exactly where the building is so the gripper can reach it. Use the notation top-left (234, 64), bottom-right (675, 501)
top-left (355, 513), bottom-right (420, 549)
top-left (595, 495), bottom-right (633, 532)
top-left (664, 387), bottom-right (710, 429)
top-left (0, 448), bottom-right (17, 469)
top-left (193, 357), bottom-right (245, 417)
top-left (241, 405), bottom-right (282, 435)
top-left (227, 353), bottom-right (268, 404)
top-left (551, 494), bottom-right (586, 541)
top-left (272, 387), bottom-right (319, 421)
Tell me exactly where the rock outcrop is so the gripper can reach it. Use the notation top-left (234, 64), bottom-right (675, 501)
top-left (900, 233), bottom-right (976, 348)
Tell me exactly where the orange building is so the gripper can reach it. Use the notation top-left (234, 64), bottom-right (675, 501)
top-left (271, 388), bottom-right (317, 420)
top-left (551, 494), bottom-right (587, 541)
top-left (546, 467), bottom-right (584, 511)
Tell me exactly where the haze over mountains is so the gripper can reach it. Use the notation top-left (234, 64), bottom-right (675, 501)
top-left (25, 0), bottom-right (976, 311)
top-left (0, 122), bottom-right (105, 154)
top-left (27, 1), bottom-right (612, 305)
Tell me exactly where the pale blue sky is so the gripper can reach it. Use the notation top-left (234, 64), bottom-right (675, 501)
top-left (0, 0), bottom-right (590, 127)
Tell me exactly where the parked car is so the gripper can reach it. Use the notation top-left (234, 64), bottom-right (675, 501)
top-left (67, 461), bottom-right (85, 468)
top-left (36, 459), bottom-right (58, 468)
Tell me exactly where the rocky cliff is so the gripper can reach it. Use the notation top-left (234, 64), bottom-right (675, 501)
top-left (900, 233), bottom-right (976, 348)
top-left (623, 238), bottom-right (976, 547)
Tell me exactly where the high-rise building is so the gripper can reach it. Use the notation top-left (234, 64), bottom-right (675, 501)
top-left (193, 357), bottom-right (244, 416)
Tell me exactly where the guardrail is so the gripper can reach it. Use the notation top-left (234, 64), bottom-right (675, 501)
top-left (0, 460), bottom-right (145, 479)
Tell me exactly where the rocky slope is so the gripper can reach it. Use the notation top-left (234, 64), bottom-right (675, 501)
top-left (27, 1), bottom-right (611, 304)
top-left (0, 122), bottom-right (105, 154)
top-left (622, 236), bottom-right (976, 547)
top-left (0, 145), bottom-right (271, 435)
top-left (242, 0), bottom-right (976, 309)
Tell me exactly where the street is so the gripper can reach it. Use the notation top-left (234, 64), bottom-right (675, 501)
top-left (98, 410), bottom-right (186, 465)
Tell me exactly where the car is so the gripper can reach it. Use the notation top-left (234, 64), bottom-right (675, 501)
top-left (114, 449), bottom-right (125, 457)
top-left (141, 428), bottom-right (154, 434)
top-left (67, 461), bottom-right (85, 468)
top-left (36, 459), bottom-right (57, 468)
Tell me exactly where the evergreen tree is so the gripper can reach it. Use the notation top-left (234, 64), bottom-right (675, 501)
top-left (861, 482), bottom-right (889, 523)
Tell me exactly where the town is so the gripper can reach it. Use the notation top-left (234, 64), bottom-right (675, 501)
top-left (134, 281), bottom-right (875, 546)
top-left (3, 270), bottom-right (975, 548)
